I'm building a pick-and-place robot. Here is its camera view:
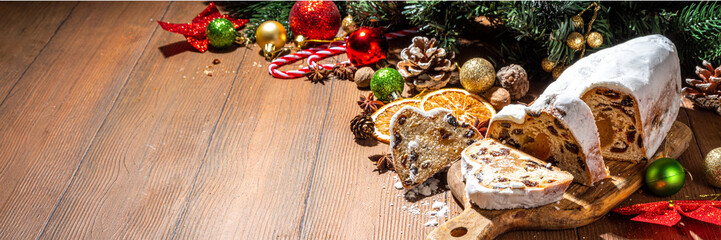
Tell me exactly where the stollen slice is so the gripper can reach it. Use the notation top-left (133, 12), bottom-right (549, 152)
top-left (462, 138), bottom-right (574, 210)
top-left (390, 106), bottom-right (482, 189)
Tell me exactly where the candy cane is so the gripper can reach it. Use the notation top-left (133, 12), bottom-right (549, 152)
top-left (267, 45), bottom-right (330, 79)
top-left (268, 27), bottom-right (419, 79)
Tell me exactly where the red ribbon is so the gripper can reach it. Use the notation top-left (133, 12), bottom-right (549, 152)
top-left (157, 3), bottom-right (248, 52)
top-left (613, 200), bottom-right (721, 227)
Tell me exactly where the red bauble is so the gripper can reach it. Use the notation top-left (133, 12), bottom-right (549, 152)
top-left (346, 27), bottom-right (389, 67)
top-left (289, 0), bottom-right (341, 40)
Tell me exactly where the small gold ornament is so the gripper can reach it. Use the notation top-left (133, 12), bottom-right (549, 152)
top-left (294, 35), bottom-right (307, 49)
top-left (571, 15), bottom-right (584, 30)
top-left (234, 34), bottom-right (250, 47)
top-left (342, 15), bottom-right (358, 33)
top-left (459, 58), bottom-right (496, 94)
top-left (566, 32), bottom-right (585, 51)
top-left (586, 31), bottom-right (603, 48)
top-left (704, 147), bottom-right (721, 188)
top-left (256, 21), bottom-right (287, 51)
top-left (541, 58), bottom-right (556, 72)
top-left (551, 65), bottom-right (566, 79)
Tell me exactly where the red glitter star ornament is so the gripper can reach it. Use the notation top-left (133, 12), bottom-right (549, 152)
top-left (613, 200), bottom-right (721, 227)
top-left (157, 3), bottom-right (248, 52)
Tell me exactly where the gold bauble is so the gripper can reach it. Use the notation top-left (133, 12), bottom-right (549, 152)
top-left (342, 15), bottom-right (358, 33)
top-left (586, 32), bottom-right (604, 48)
top-left (704, 147), bottom-right (721, 188)
top-left (460, 58), bottom-right (496, 94)
top-left (541, 58), bottom-right (556, 72)
top-left (255, 21), bottom-right (287, 50)
top-left (566, 32), bottom-right (585, 51)
top-left (294, 35), bottom-right (307, 49)
top-left (551, 65), bottom-right (566, 79)
top-left (571, 15), bottom-right (584, 30)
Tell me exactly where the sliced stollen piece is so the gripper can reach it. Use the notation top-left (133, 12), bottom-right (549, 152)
top-left (390, 106), bottom-right (483, 188)
top-left (461, 138), bottom-right (574, 210)
top-left (488, 94), bottom-right (609, 186)
top-left (552, 34), bottom-right (681, 162)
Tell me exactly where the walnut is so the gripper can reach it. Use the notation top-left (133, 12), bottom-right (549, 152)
top-left (354, 67), bottom-right (375, 88)
top-left (484, 87), bottom-right (511, 110)
top-left (496, 64), bottom-right (529, 100)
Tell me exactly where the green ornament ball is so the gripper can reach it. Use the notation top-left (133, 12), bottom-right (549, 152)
top-left (206, 18), bottom-right (237, 49)
top-left (371, 67), bottom-right (404, 102)
top-left (645, 157), bottom-right (685, 197)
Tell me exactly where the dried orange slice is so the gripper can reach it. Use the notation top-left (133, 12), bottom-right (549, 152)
top-left (371, 99), bottom-right (421, 143)
top-left (420, 88), bottom-right (495, 126)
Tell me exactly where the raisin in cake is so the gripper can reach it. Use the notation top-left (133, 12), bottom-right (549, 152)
top-left (390, 106), bottom-right (483, 188)
top-left (488, 94), bottom-right (609, 186)
top-left (462, 138), bottom-right (573, 210)
top-left (553, 35), bottom-right (681, 162)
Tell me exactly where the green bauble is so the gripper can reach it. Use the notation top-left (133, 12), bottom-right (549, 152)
top-left (371, 67), bottom-right (404, 102)
top-left (206, 18), bottom-right (236, 49)
top-left (645, 158), bottom-right (685, 197)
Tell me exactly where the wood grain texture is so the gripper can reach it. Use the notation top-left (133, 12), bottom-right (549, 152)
top-left (430, 121), bottom-right (693, 240)
top-left (0, 2), bottom-right (167, 239)
top-left (0, 2), bottom-right (76, 103)
top-left (171, 33), bottom-right (337, 240)
top-left (35, 2), bottom-right (248, 239)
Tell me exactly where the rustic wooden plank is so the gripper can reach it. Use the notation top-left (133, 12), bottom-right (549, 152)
top-left (0, 2), bottom-right (168, 239)
top-left (575, 107), bottom-right (721, 239)
top-left (170, 39), bottom-right (342, 238)
top-left (170, 44), bottom-right (336, 238)
top-left (0, 2), bottom-right (76, 103)
top-left (34, 2), bottom-right (252, 239)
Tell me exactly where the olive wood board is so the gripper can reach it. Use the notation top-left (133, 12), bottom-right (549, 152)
top-left (427, 121), bottom-right (692, 240)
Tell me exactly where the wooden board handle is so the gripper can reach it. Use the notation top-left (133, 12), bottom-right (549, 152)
top-left (426, 206), bottom-right (507, 240)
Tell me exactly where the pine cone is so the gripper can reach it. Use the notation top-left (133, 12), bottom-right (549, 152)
top-left (397, 36), bottom-right (455, 92)
top-left (350, 114), bottom-right (375, 139)
top-left (683, 60), bottom-right (721, 115)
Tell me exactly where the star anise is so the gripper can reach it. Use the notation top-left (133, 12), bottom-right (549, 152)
top-left (333, 63), bottom-right (357, 81)
top-left (358, 92), bottom-right (384, 114)
top-left (474, 118), bottom-right (490, 136)
top-left (369, 153), bottom-right (394, 172)
top-left (306, 67), bottom-right (330, 84)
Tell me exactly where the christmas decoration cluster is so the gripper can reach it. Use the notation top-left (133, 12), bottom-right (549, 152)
top-left (156, 1), bottom-right (721, 234)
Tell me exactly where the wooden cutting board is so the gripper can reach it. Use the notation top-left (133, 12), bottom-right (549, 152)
top-left (427, 121), bottom-right (692, 240)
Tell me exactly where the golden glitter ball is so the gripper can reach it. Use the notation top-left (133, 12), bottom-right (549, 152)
top-left (566, 32), bottom-right (585, 51)
top-left (342, 15), bottom-right (358, 33)
top-left (255, 21), bottom-right (287, 50)
top-left (460, 58), bottom-right (496, 94)
top-left (704, 147), bottom-right (721, 188)
top-left (586, 31), bottom-right (604, 48)
top-left (551, 65), bottom-right (566, 79)
top-left (541, 58), bottom-right (556, 72)
top-left (571, 15), bottom-right (584, 29)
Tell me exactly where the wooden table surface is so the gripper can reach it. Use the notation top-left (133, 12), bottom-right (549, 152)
top-left (1, 2), bottom-right (720, 239)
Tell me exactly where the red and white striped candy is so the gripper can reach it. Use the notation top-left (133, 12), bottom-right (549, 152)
top-left (268, 27), bottom-right (419, 79)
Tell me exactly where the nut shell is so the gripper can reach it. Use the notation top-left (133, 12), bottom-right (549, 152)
top-left (354, 67), bottom-right (375, 88)
top-left (483, 87), bottom-right (511, 110)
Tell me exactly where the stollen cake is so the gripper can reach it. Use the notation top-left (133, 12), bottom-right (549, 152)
top-left (553, 34), bottom-right (681, 162)
top-left (390, 106), bottom-right (483, 188)
top-left (487, 94), bottom-right (609, 186)
top-left (461, 138), bottom-right (573, 210)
